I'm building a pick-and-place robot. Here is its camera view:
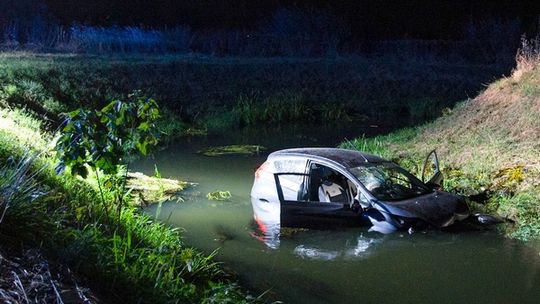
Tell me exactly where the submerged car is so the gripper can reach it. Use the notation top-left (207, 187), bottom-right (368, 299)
top-left (250, 148), bottom-right (470, 233)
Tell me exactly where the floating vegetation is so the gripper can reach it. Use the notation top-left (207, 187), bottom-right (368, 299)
top-left (198, 145), bottom-right (266, 157)
top-left (126, 172), bottom-right (192, 206)
top-left (280, 227), bottom-right (310, 237)
top-left (206, 190), bottom-right (232, 201)
top-left (184, 127), bottom-right (208, 136)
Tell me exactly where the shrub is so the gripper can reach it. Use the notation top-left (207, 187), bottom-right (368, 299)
top-left (55, 92), bottom-right (160, 222)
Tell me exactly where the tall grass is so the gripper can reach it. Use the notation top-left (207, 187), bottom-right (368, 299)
top-left (340, 136), bottom-right (391, 160)
top-left (233, 94), bottom-right (314, 125)
top-left (515, 35), bottom-right (540, 74)
top-left (0, 153), bottom-right (42, 225)
top-left (200, 93), bottom-right (367, 131)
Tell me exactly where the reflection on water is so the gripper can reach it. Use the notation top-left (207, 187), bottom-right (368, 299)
top-left (292, 233), bottom-right (380, 261)
top-left (345, 234), bottom-right (380, 258)
top-left (294, 245), bottom-right (340, 260)
top-left (251, 213), bottom-right (382, 260)
top-left (134, 128), bottom-right (540, 304)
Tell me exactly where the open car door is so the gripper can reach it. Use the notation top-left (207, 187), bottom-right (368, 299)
top-left (421, 150), bottom-right (443, 189)
top-left (273, 173), bottom-right (357, 227)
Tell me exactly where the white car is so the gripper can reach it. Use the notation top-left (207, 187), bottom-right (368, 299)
top-left (251, 148), bottom-right (470, 234)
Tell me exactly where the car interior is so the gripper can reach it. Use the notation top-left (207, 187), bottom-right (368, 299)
top-left (305, 163), bottom-right (357, 203)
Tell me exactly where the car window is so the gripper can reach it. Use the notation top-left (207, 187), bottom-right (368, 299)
top-left (349, 162), bottom-right (431, 201)
top-left (273, 159), bottom-right (307, 201)
top-left (274, 159), bottom-right (307, 201)
top-left (273, 159), bottom-right (306, 173)
top-left (275, 173), bottom-right (306, 201)
top-left (306, 163), bottom-right (355, 203)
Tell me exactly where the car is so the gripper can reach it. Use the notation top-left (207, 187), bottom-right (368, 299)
top-left (250, 148), bottom-right (470, 234)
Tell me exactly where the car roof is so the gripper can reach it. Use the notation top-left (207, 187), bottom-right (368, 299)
top-left (269, 148), bottom-right (387, 168)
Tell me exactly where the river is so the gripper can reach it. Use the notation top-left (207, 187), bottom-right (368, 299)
top-left (132, 124), bottom-right (540, 304)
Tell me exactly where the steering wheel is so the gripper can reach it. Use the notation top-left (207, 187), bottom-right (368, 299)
top-left (371, 181), bottom-right (400, 199)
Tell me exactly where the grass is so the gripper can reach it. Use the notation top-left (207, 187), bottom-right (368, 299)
top-left (0, 53), bottom-right (508, 134)
top-left (0, 108), bottom-right (255, 302)
top-left (341, 47), bottom-right (540, 241)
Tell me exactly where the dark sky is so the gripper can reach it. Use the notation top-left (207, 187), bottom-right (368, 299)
top-left (41, 0), bottom-right (540, 39)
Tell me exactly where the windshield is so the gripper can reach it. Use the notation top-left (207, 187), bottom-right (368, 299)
top-left (349, 162), bottom-right (431, 201)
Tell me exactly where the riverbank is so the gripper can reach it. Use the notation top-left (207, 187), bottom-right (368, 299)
top-left (0, 108), bottom-right (254, 301)
top-left (341, 48), bottom-right (540, 240)
top-left (0, 52), bottom-right (507, 134)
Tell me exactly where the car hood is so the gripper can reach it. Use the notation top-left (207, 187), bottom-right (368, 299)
top-left (376, 191), bottom-right (468, 227)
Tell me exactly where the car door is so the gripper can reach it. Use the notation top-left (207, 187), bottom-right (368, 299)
top-left (421, 150), bottom-right (443, 189)
top-left (275, 161), bottom-right (358, 227)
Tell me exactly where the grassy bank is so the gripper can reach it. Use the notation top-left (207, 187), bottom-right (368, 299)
top-left (0, 53), bottom-right (508, 133)
top-left (0, 108), bottom-right (254, 301)
top-left (341, 50), bottom-right (540, 241)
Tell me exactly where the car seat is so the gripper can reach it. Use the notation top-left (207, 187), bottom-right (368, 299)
top-left (318, 181), bottom-right (348, 202)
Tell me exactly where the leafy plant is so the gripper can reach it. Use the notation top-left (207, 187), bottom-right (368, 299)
top-left (55, 91), bottom-right (160, 222)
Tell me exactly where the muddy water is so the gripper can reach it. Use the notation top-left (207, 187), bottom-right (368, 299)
top-left (133, 125), bottom-right (540, 304)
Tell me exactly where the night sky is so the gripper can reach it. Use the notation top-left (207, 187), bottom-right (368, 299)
top-left (41, 0), bottom-right (540, 39)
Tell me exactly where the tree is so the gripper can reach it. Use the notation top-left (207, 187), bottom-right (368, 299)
top-left (55, 92), bottom-right (160, 223)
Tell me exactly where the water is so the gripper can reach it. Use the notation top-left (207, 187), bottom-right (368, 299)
top-left (133, 125), bottom-right (540, 304)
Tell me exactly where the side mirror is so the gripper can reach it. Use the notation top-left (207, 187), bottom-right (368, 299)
top-left (421, 150), bottom-right (443, 189)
